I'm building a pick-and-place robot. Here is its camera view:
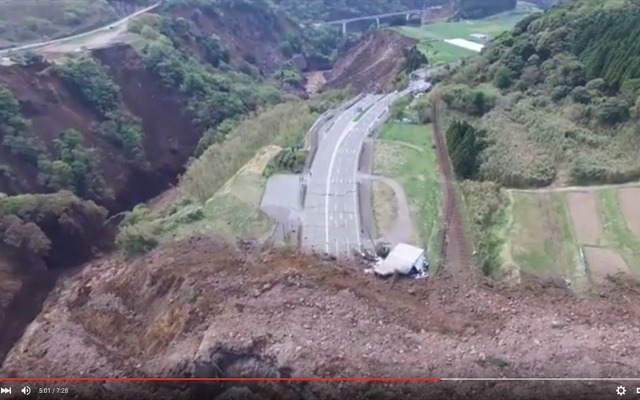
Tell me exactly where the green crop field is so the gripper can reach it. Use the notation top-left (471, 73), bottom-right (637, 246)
top-left (418, 40), bottom-right (476, 63)
top-left (395, 8), bottom-right (539, 62)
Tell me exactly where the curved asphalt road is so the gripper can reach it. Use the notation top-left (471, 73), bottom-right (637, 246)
top-left (302, 90), bottom-right (407, 256)
top-left (0, 3), bottom-right (160, 56)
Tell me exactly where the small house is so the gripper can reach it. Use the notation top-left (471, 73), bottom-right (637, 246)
top-left (373, 243), bottom-right (428, 278)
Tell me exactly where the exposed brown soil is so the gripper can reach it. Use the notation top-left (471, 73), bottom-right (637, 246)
top-left (584, 246), bottom-right (630, 284)
top-left (566, 191), bottom-right (603, 246)
top-left (2, 236), bottom-right (640, 398)
top-left (325, 30), bottom-right (417, 93)
top-left (618, 187), bottom-right (640, 239)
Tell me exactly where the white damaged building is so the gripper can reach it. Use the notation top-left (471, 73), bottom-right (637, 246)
top-left (373, 243), bottom-right (428, 279)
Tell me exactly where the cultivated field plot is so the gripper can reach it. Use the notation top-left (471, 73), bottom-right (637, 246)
top-left (372, 122), bottom-right (442, 265)
top-left (166, 146), bottom-right (280, 241)
top-left (506, 192), bottom-right (580, 281)
top-left (504, 186), bottom-right (640, 287)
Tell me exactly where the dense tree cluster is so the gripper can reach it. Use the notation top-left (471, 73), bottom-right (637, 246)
top-left (38, 129), bottom-right (108, 201)
top-left (0, 87), bottom-right (46, 165)
top-left (0, 190), bottom-right (108, 266)
top-left (401, 46), bottom-right (428, 73)
top-left (56, 58), bottom-right (146, 160)
top-left (445, 120), bottom-right (485, 180)
top-left (452, 1), bottom-right (640, 127)
top-left (137, 15), bottom-right (284, 133)
top-left (572, 8), bottom-right (640, 89)
top-left (454, 0), bottom-right (517, 19)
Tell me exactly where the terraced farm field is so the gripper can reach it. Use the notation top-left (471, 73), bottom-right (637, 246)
top-left (501, 186), bottom-right (640, 289)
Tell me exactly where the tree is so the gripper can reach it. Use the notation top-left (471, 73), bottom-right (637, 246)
top-left (596, 97), bottom-right (630, 126)
top-left (56, 58), bottom-right (120, 117)
top-left (445, 120), bottom-right (485, 180)
top-left (402, 46), bottom-right (428, 72)
top-left (493, 66), bottom-right (512, 89)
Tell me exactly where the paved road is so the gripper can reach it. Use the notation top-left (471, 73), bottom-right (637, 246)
top-left (302, 91), bottom-right (407, 256)
top-left (0, 3), bottom-right (160, 56)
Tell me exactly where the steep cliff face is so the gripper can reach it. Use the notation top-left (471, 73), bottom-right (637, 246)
top-left (0, 191), bottom-right (110, 362)
top-left (0, 47), bottom-right (200, 212)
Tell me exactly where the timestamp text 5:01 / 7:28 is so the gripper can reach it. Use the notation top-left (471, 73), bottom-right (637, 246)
top-left (39, 388), bottom-right (70, 394)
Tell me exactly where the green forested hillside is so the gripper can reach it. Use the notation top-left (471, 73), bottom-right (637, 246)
top-left (455, 0), bottom-right (517, 18)
top-left (440, 0), bottom-right (640, 188)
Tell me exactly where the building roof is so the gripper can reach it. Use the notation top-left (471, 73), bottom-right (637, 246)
top-left (373, 243), bottom-right (425, 277)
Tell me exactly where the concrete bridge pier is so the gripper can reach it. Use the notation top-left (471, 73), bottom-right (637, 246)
top-left (375, 17), bottom-right (380, 27)
top-left (342, 21), bottom-right (347, 35)
top-left (405, 13), bottom-right (410, 21)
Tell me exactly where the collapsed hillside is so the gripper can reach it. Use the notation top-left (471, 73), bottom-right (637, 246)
top-left (324, 30), bottom-right (418, 93)
top-left (0, 0), bottom-right (311, 356)
top-left (0, 191), bottom-right (110, 361)
top-left (2, 236), bottom-right (640, 398)
top-left (161, 0), bottom-right (309, 75)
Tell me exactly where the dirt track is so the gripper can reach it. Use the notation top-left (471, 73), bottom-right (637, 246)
top-left (431, 98), bottom-right (474, 281)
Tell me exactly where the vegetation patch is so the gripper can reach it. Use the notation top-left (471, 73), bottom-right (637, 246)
top-left (459, 181), bottom-right (509, 276)
top-left (504, 191), bottom-right (579, 280)
top-left (55, 57), bottom-right (146, 162)
top-left (371, 180), bottom-right (398, 237)
top-left (373, 122), bottom-right (442, 266)
top-left (164, 146), bottom-right (280, 243)
top-left (597, 188), bottom-right (640, 277)
top-left (440, 0), bottom-right (640, 188)
top-left (0, 190), bottom-right (108, 266)
top-left (263, 147), bottom-right (308, 177)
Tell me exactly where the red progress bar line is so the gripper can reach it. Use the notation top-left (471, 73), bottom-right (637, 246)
top-left (0, 378), bottom-right (442, 382)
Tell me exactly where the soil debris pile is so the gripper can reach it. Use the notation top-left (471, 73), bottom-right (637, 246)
top-left (324, 30), bottom-right (417, 93)
top-left (2, 236), bottom-right (640, 398)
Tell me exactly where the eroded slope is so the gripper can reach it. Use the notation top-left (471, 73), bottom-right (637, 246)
top-left (2, 236), bottom-right (639, 397)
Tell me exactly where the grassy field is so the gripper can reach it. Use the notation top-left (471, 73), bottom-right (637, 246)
top-left (395, 10), bottom-right (536, 62)
top-left (417, 40), bottom-right (476, 64)
top-left (507, 192), bottom-right (579, 278)
top-left (597, 188), bottom-right (640, 278)
top-left (160, 146), bottom-right (280, 242)
top-left (373, 122), bottom-right (443, 268)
